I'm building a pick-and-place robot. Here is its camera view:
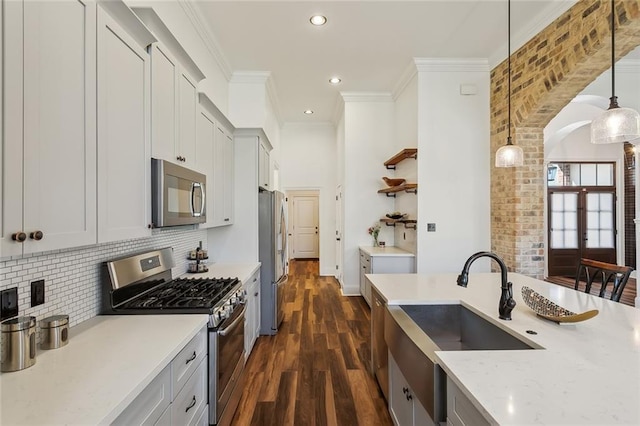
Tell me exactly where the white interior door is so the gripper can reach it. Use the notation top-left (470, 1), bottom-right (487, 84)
top-left (291, 194), bottom-right (319, 258)
top-left (336, 185), bottom-right (344, 286)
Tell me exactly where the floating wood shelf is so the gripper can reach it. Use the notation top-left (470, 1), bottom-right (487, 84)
top-left (380, 218), bottom-right (417, 229)
top-left (377, 183), bottom-right (418, 197)
top-left (384, 148), bottom-right (418, 170)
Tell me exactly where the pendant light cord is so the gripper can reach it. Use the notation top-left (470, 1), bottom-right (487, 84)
top-left (507, 0), bottom-right (512, 144)
top-left (610, 0), bottom-right (619, 108)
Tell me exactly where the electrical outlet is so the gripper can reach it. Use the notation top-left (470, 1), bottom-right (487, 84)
top-left (427, 223), bottom-right (436, 232)
top-left (31, 279), bottom-right (45, 307)
top-left (1, 287), bottom-right (19, 320)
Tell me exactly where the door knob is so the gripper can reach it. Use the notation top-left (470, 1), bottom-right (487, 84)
top-left (12, 232), bottom-right (27, 242)
top-left (30, 231), bottom-right (44, 241)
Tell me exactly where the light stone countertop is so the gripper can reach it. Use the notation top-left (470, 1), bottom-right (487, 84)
top-left (368, 272), bottom-right (640, 425)
top-left (359, 245), bottom-right (415, 257)
top-left (0, 314), bottom-right (208, 425)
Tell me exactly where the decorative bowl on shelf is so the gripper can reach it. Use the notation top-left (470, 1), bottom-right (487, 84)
top-left (382, 177), bottom-right (406, 187)
top-left (521, 286), bottom-right (599, 323)
top-left (386, 212), bottom-right (407, 220)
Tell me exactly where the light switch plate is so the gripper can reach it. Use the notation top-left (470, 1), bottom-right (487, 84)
top-left (427, 223), bottom-right (436, 232)
top-left (31, 279), bottom-right (45, 307)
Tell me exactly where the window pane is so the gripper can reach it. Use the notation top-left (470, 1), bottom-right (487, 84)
top-left (564, 212), bottom-right (577, 229)
top-left (564, 193), bottom-right (577, 211)
top-left (551, 193), bottom-right (564, 211)
top-left (587, 212), bottom-right (599, 228)
top-left (599, 193), bottom-right (613, 211)
top-left (586, 193), bottom-right (599, 211)
top-left (551, 231), bottom-right (564, 249)
top-left (599, 230), bottom-right (614, 248)
top-left (597, 164), bottom-right (613, 186)
top-left (581, 164), bottom-right (597, 185)
top-left (600, 212), bottom-right (613, 230)
top-left (565, 231), bottom-right (578, 248)
top-left (587, 230), bottom-right (599, 248)
top-left (569, 164), bottom-right (581, 185)
top-left (551, 212), bottom-right (564, 228)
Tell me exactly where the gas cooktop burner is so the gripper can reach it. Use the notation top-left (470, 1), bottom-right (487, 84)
top-left (121, 277), bottom-right (240, 310)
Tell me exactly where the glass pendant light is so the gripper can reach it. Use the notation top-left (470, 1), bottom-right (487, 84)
top-left (496, 0), bottom-right (524, 167)
top-left (591, 0), bottom-right (640, 144)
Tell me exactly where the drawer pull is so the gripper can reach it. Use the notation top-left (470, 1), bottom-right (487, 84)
top-left (185, 395), bottom-right (196, 412)
top-left (185, 351), bottom-right (196, 365)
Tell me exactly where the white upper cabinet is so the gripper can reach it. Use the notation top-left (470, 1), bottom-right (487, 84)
top-left (96, 2), bottom-right (156, 243)
top-left (134, 7), bottom-right (204, 169)
top-left (198, 92), bottom-right (235, 228)
top-left (258, 141), bottom-right (271, 190)
top-left (1, 0), bottom-right (97, 257)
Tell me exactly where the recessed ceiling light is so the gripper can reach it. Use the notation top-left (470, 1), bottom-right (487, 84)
top-left (304, 110), bottom-right (314, 115)
top-left (329, 77), bottom-right (342, 84)
top-left (310, 15), bottom-right (327, 26)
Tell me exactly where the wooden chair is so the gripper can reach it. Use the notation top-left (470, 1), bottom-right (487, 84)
top-left (574, 258), bottom-right (633, 303)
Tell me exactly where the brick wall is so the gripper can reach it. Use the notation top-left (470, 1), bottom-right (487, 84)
top-left (490, 0), bottom-right (640, 277)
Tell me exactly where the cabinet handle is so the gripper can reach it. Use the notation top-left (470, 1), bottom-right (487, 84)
top-left (12, 232), bottom-right (27, 242)
top-left (224, 218), bottom-right (230, 222)
top-left (30, 230), bottom-right (44, 241)
top-left (375, 299), bottom-right (381, 307)
top-left (406, 393), bottom-right (413, 401)
top-left (185, 396), bottom-right (197, 412)
top-left (254, 292), bottom-right (259, 297)
top-left (185, 351), bottom-right (196, 365)
top-left (253, 277), bottom-right (257, 282)
top-left (402, 387), bottom-right (408, 394)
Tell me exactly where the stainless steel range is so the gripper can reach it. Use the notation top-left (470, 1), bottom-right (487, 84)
top-left (103, 247), bottom-right (245, 426)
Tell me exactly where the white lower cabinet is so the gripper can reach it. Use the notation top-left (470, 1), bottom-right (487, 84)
top-left (244, 269), bottom-right (261, 358)
top-left (111, 327), bottom-right (208, 426)
top-left (359, 249), bottom-right (415, 307)
top-left (389, 352), bottom-right (432, 426)
top-left (446, 377), bottom-right (489, 426)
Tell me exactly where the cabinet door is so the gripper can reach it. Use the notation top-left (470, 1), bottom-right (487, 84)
top-left (97, 6), bottom-right (151, 243)
top-left (21, 0), bottom-right (97, 254)
top-left (389, 353), bottom-right (415, 426)
top-left (178, 70), bottom-right (197, 168)
top-left (196, 108), bottom-right (215, 228)
top-left (1, 0), bottom-right (24, 257)
top-left (258, 141), bottom-right (270, 189)
top-left (252, 272), bottom-right (261, 344)
top-left (223, 131), bottom-right (234, 224)
top-left (211, 126), bottom-right (226, 226)
top-left (150, 43), bottom-right (178, 163)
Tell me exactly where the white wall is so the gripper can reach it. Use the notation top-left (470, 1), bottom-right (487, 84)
top-left (393, 74), bottom-right (419, 253)
top-left (342, 95), bottom-right (396, 294)
top-left (416, 60), bottom-right (491, 274)
top-left (280, 123), bottom-right (337, 276)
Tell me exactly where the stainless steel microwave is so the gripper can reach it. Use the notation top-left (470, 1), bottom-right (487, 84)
top-left (151, 158), bottom-right (206, 227)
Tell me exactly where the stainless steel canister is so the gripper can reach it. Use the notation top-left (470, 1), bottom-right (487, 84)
top-left (40, 314), bottom-right (69, 350)
top-left (1, 316), bottom-right (37, 372)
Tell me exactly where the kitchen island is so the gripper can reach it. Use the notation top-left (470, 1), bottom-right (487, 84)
top-left (368, 272), bottom-right (640, 425)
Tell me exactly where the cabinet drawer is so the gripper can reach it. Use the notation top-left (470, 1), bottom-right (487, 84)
top-left (111, 365), bottom-right (171, 426)
top-left (447, 377), bottom-right (489, 426)
top-left (172, 327), bottom-right (207, 399)
top-left (194, 404), bottom-right (209, 426)
top-left (154, 406), bottom-right (171, 426)
top-left (172, 357), bottom-right (208, 426)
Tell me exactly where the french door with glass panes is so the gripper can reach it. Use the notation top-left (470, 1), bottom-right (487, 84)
top-left (547, 162), bottom-right (617, 277)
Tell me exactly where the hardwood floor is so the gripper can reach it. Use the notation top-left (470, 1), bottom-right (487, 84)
top-left (231, 260), bottom-right (392, 426)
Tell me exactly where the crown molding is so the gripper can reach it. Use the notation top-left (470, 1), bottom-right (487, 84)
top-left (340, 92), bottom-right (394, 103)
top-left (414, 58), bottom-right (489, 73)
top-left (392, 60), bottom-right (418, 100)
top-left (230, 71), bottom-right (271, 84)
top-left (178, 0), bottom-right (233, 80)
top-left (265, 75), bottom-right (283, 127)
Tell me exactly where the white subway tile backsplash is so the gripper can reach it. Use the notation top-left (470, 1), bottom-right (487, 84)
top-left (0, 227), bottom-right (208, 341)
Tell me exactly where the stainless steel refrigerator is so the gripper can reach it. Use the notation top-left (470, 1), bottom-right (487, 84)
top-left (259, 190), bottom-right (288, 335)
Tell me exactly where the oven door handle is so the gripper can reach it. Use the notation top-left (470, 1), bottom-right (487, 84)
top-left (218, 306), bottom-right (246, 337)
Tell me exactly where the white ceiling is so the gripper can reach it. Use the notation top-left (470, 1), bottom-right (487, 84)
top-left (194, 1), bottom-right (579, 123)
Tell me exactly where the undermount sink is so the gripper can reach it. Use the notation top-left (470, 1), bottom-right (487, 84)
top-left (400, 304), bottom-right (535, 351)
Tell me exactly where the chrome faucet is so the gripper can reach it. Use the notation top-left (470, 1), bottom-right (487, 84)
top-left (457, 251), bottom-right (516, 320)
